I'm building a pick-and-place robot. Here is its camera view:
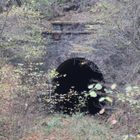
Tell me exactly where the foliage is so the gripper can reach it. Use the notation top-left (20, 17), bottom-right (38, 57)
top-left (0, 62), bottom-right (48, 139)
top-left (48, 69), bottom-right (59, 79)
top-left (23, 0), bottom-right (64, 18)
top-left (45, 79), bottom-right (115, 115)
top-left (117, 85), bottom-right (140, 111)
top-left (88, 83), bottom-right (114, 104)
top-left (88, 83), bottom-right (103, 97)
top-left (0, 4), bottom-right (46, 62)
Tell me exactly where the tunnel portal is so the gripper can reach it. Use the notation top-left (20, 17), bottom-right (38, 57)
top-left (52, 58), bottom-right (105, 115)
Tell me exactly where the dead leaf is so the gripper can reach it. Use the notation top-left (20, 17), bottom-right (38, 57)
top-left (99, 108), bottom-right (105, 114)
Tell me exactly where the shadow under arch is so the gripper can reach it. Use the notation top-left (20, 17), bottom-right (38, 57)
top-left (52, 57), bottom-right (105, 115)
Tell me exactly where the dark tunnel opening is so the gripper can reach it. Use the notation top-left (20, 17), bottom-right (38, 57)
top-left (52, 58), bottom-right (105, 115)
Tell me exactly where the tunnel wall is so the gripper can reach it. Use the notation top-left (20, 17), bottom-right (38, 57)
top-left (44, 23), bottom-right (140, 86)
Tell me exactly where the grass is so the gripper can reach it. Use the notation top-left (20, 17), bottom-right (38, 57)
top-left (20, 113), bottom-right (120, 140)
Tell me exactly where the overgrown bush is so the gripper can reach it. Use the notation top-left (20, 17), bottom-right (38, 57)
top-left (44, 72), bottom-right (114, 115)
top-left (117, 85), bottom-right (140, 111)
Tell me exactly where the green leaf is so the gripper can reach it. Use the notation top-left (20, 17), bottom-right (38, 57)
top-left (88, 84), bottom-right (94, 89)
top-left (89, 91), bottom-right (97, 97)
top-left (104, 89), bottom-right (113, 94)
top-left (105, 97), bottom-right (113, 103)
top-left (94, 83), bottom-right (102, 90)
top-left (84, 93), bottom-right (88, 97)
top-left (125, 86), bottom-right (132, 92)
top-left (111, 83), bottom-right (117, 90)
top-left (99, 97), bottom-right (105, 102)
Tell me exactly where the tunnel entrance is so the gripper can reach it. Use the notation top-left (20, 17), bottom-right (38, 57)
top-left (52, 58), bottom-right (105, 115)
